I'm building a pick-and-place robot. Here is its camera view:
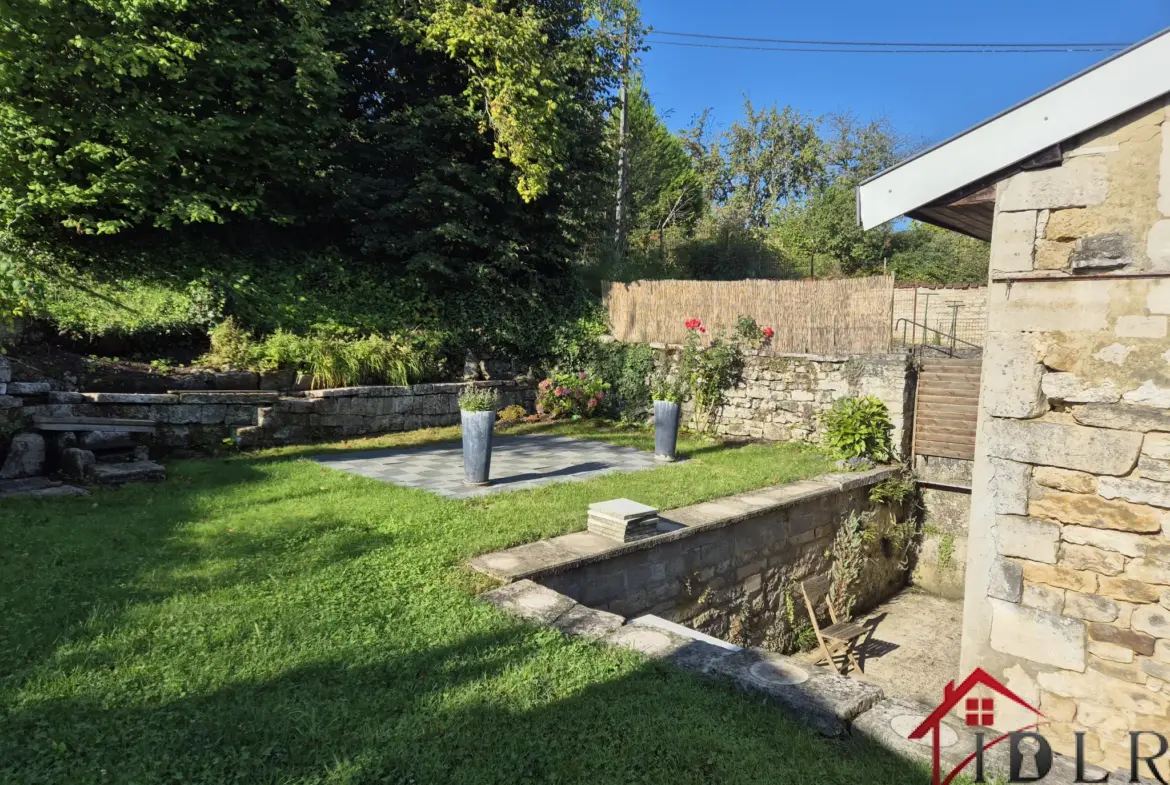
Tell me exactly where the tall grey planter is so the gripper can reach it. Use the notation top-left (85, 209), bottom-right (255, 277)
top-left (653, 400), bottom-right (681, 462)
top-left (461, 409), bottom-right (495, 486)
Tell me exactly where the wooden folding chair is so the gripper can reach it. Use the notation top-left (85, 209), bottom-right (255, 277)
top-left (800, 574), bottom-right (866, 675)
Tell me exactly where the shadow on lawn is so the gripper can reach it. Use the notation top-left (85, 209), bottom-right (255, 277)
top-left (1, 625), bottom-right (934, 785)
top-left (0, 460), bottom-right (396, 685)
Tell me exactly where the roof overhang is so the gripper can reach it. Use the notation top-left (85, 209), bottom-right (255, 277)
top-left (857, 26), bottom-right (1170, 236)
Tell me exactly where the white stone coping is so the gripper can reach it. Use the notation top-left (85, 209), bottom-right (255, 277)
top-left (467, 466), bottom-right (900, 582)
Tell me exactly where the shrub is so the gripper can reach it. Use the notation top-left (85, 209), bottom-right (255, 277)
top-left (650, 373), bottom-right (687, 403)
top-left (458, 386), bottom-right (499, 412)
top-left (678, 318), bottom-right (747, 431)
top-left (497, 404), bottom-right (527, 423)
top-left (585, 340), bottom-right (655, 422)
top-left (821, 395), bottom-right (894, 462)
top-left (299, 329), bottom-right (420, 389)
top-left (202, 317), bottom-right (257, 370)
top-left (255, 329), bottom-right (303, 371)
top-left (535, 371), bottom-right (609, 419)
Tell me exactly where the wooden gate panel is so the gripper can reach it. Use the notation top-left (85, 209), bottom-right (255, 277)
top-left (914, 359), bottom-right (981, 461)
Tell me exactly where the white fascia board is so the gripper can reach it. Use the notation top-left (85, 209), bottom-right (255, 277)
top-left (857, 27), bottom-right (1170, 230)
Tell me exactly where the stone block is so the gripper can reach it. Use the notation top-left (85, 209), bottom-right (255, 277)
top-left (1149, 220), bottom-right (1170, 269)
top-left (1099, 476), bottom-right (1170, 509)
top-left (0, 395), bottom-right (21, 409)
top-left (988, 558), bottom-right (1023, 603)
top-left (0, 356), bottom-right (8, 383)
top-left (1127, 558), bottom-right (1170, 585)
top-left (8, 381), bottom-right (50, 395)
top-left (997, 156), bottom-right (1108, 212)
top-left (1088, 655), bottom-right (1148, 684)
top-left (1029, 488), bottom-right (1162, 533)
top-left (1035, 239), bottom-right (1074, 270)
top-left (994, 515), bottom-right (1060, 563)
top-left (1098, 576), bottom-right (1162, 603)
top-left (81, 392), bottom-right (179, 404)
top-left (1141, 658), bottom-right (1170, 682)
top-left (1139, 457), bottom-right (1170, 482)
top-left (1021, 560), bottom-right (1098, 593)
top-left (1074, 403), bottom-right (1170, 432)
top-left (1041, 372), bottom-right (1121, 404)
top-left (1088, 623), bottom-right (1156, 656)
top-left (1069, 233), bottom-right (1131, 271)
top-left (990, 458), bottom-right (1030, 515)
top-left (0, 433), bottom-right (46, 479)
top-left (1088, 639), bottom-right (1135, 664)
top-left (1034, 467), bottom-right (1097, 495)
top-left (1063, 591), bottom-right (1120, 623)
top-left (989, 598), bottom-right (1086, 671)
top-left (60, 448), bottom-right (95, 479)
top-left (1116, 316), bottom-right (1169, 339)
top-left (1040, 667), bottom-right (1170, 717)
top-left (1059, 543), bottom-right (1125, 576)
top-left (551, 605), bottom-right (624, 639)
top-left (1022, 582), bottom-right (1065, 614)
top-left (479, 580), bottom-right (578, 626)
top-left (1039, 690), bottom-right (1079, 722)
top-left (1157, 639), bottom-right (1170, 664)
top-left (989, 209), bottom-right (1037, 271)
top-left (1123, 381), bottom-right (1170, 409)
top-left (1133, 605), bottom-right (1170, 639)
top-left (985, 420), bottom-right (1141, 475)
top-left (981, 333), bottom-right (1046, 418)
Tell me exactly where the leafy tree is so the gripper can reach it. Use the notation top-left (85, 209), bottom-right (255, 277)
top-left (888, 222), bottom-right (990, 284)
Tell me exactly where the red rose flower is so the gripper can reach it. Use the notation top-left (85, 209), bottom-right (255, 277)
top-left (699, 326), bottom-right (707, 334)
top-left (763, 327), bottom-right (774, 339)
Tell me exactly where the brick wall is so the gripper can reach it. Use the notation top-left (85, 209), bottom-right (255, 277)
top-left (962, 96), bottom-right (1170, 770)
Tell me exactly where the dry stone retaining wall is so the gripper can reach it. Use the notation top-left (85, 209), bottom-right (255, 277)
top-left (963, 96), bottom-right (1170, 770)
top-left (665, 348), bottom-right (915, 458)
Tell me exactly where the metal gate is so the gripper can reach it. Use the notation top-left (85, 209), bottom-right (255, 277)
top-left (913, 359), bottom-right (981, 461)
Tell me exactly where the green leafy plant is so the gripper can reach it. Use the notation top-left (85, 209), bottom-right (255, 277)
top-left (149, 358), bottom-right (175, 375)
top-left (650, 373), bottom-right (687, 403)
top-left (678, 318), bottom-right (747, 431)
top-left (828, 510), bottom-right (874, 620)
top-left (821, 395), bottom-right (894, 462)
top-left (868, 471), bottom-right (916, 506)
top-left (496, 404), bottom-right (527, 423)
top-left (938, 533), bottom-right (956, 570)
top-left (458, 386), bottom-right (499, 412)
top-left (202, 317), bottom-right (258, 370)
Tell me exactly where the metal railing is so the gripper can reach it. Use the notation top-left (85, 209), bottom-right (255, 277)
top-left (893, 318), bottom-right (983, 358)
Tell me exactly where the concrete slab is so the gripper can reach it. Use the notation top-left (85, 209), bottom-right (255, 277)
top-left (797, 590), bottom-right (963, 707)
top-left (709, 648), bottom-right (885, 737)
top-left (552, 604), bottom-right (624, 639)
top-left (479, 579), bottom-right (578, 625)
top-left (603, 624), bottom-right (734, 673)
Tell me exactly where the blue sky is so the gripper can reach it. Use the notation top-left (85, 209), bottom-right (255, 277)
top-left (639, 0), bottom-right (1169, 148)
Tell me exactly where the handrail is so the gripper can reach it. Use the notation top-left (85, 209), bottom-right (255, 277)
top-left (893, 318), bottom-right (982, 358)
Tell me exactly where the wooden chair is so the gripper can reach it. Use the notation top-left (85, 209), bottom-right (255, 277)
top-left (800, 574), bottom-right (867, 675)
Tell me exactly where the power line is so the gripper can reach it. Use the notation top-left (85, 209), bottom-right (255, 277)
top-left (650, 29), bottom-right (1133, 49)
top-left (647, 39), bottom-right (1127, 55)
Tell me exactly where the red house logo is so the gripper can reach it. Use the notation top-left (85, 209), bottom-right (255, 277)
top-left (910, 667), bottom-right (1044, 785)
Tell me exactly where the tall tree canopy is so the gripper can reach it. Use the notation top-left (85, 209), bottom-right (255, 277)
top-left (0, 0), bottom-right (641, 360)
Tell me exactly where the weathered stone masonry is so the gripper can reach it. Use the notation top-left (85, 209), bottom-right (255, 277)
top-left (528, 468), bottom-right (909, 653)
top-left (963, 97), bottom-right (1170, 770)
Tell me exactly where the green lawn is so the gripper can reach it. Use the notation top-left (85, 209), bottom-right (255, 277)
top-left (0, 422), bottom-right (932, 784)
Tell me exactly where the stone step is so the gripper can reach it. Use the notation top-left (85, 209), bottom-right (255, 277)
top-left (33, 416), bottom-right (155, 433)
top-left (88, 460), bottom-right (166, 485)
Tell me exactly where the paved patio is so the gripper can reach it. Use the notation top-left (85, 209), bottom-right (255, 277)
top-left (312, 433), bottom-right (661, 498)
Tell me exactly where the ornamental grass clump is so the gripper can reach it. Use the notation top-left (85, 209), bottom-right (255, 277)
top-left (458, 386), bottom-right (499, 412)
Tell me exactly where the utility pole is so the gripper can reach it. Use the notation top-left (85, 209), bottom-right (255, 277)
top-left (613, 22), bottom-right (631, 257)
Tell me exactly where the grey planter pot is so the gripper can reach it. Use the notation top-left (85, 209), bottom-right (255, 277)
top-left (461, 409), bottom-right (495, 485)
top-left (653, 400), bottom-right (681, 461)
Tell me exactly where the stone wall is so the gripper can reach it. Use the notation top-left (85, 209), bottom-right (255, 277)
top-left (962, 96), bottom-right (1170, 770)
top-left (701, 349), bottom-right (916, 459)
top-left (535, 468), bottom-right (910, 653)
top-left (912, 455), bottom-right (972, 599)
top-left (0, 366), bottom-right (532, 475)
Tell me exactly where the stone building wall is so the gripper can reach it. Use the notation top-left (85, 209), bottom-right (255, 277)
top-left (962, 96), bottom-right (1170, 770)
top-left (535, 468), bottom-right (910, 653)
top-left (701, 349), bottom-right (916, 459)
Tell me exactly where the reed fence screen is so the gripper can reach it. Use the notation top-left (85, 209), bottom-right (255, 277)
top-left (604, 276), bottom-right (895, 354)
